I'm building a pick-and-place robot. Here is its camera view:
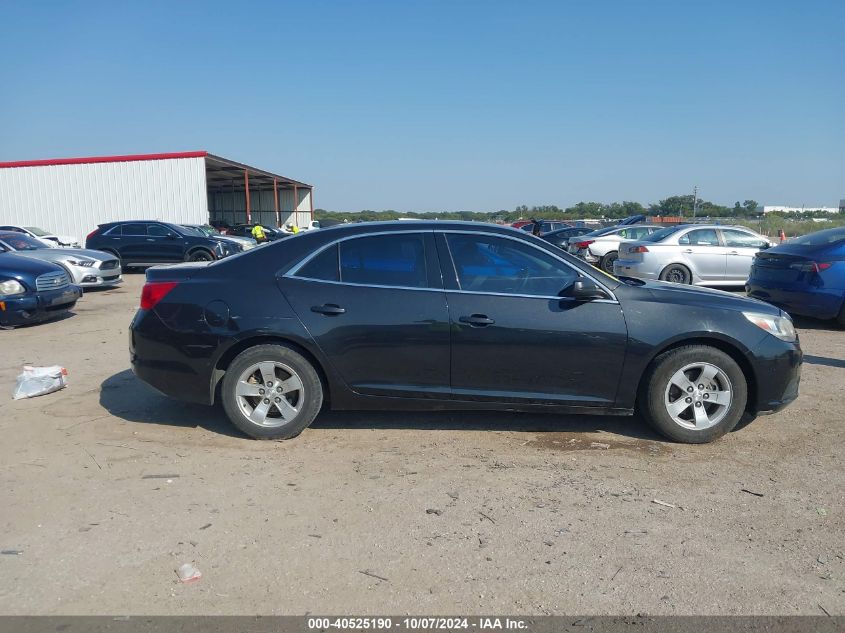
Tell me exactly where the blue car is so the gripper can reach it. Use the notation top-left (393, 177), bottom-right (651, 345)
top-left (0, 251), bottom-right (82, 328)
top-left (746, 226), bottom-right (845, 326)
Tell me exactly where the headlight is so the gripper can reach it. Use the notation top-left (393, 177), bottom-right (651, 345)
top-left (0, 279), bottom-right (26, 296)
top-left (743, 311), bottom-right (797, 342)
top-left (67, 259), bottom-right (94, 267)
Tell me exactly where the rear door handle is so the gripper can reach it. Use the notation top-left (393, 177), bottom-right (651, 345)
top-left (728, 251), bottom-right (739, 255)
top-left (683, 249), bottom-right (694, 253)
top-left (146, 238), bottom-right (155, 242)
top-left (459, 314), bottom-right (495, 327)
top-left (311, 304), bottom-right (346, 315)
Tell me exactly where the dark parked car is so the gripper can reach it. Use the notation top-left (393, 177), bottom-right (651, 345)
top-left (228, 224), bottom-right (287, 242)
top-left (86, 221), bottom-right (242, 266)
top-left (747, 226), bottom-right (845, 326)
top-left (519, 221), bottom-right (571, 235)
top-left (130, 221), bottom-right (801, 444)
top-left (541, 226), bottom-right (596, 250)
top-left (0, 251), bottom-right (81, 327)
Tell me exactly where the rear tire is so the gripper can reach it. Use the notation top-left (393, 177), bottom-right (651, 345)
top-left (639, 345), bottom-right (747, 443)
top-left (600, 251), bottom-right (618, 274)
top-left (659, 264), bottom-right (692, 284)
top-left (221, 344), bottom-right (323, 439)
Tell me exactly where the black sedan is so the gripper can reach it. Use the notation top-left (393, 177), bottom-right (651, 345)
top-left (541, 226), bottom-right (596, 250)
top-left (130, 221), bottom-right (801, 443)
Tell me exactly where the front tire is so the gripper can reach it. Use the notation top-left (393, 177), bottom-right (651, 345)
top-left (221, 344), bottom-right (323, 439)
top-left (639, 345), bottom-right (747, 443)
top-left (188, 250), bottom-right (214, 262)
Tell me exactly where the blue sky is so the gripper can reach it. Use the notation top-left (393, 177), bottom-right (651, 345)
top-left (2, 0), bottom-right (843, 211)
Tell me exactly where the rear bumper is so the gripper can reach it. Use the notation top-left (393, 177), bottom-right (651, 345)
top-left (0, 286), bottom-right (81, 327)
top-left (614, 259), bottom-right (659, 280)
top-left (746, 281), bottom-right (843, 320)
top-left (130, 308), bottom-right (217, 404)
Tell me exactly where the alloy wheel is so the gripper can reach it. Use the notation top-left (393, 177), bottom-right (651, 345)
top-left (234, 361), bottom-right (304, 427)
top-left (663, 362), bottom-right (732, 430)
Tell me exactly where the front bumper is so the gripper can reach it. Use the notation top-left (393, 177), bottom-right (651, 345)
top-left (75, 270), bottom-right (123, 288)
top-left (748, 335), bottom-right (802, 415)
top-left (0, 285), bottom-right (82, 327)
top-left (746, 282), bottom-right (843, 321)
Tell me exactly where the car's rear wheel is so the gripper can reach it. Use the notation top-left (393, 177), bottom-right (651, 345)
top-left (639, 345), bottom-right (747, 443)
top-left (188, 250), bottom-right (214, 262)
top-left (221, 344), bottom-right (323, 439)
top-left (600, 251), bottom-right (618, 274)
top-left (659, 264), bottom-right (692, 284)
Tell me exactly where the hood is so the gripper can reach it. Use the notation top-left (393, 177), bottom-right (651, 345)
top-left (632, 279), bottom-right (781, 316)
top-left (0, 252), bottom-right (66, 281)
top-left (15, 248), bottom-right (113, 262)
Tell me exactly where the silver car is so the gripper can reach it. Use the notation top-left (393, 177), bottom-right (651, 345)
top-left (0, 231), bottom-right (122, 288)
top-left (613, 224), bottom-right (773, 286)
top-left (566, 225), bottom-right (661, 273)
top-left (181, 224), bottom-right (258, 250)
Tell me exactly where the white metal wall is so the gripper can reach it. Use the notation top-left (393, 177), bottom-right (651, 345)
top-left (0, 157), bottom-right (209, 240)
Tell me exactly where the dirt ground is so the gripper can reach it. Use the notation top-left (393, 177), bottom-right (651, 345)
top-left (1, 274), bottom-right (843, 616)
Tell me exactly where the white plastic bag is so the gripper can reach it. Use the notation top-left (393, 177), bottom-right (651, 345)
top-left (12, 365), bottom-right (68, 400)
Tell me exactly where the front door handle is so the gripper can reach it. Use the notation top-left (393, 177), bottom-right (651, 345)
top-left (146, 238), bottom-right (155, 242)
top-left (683, 249), bottom-right (694, 253)
top-left (311, 304), bottom-right (346, 316)
top-left (459, 314), bottom-right (495, 327)
top-left (728, 251), bottom-right (739, 255)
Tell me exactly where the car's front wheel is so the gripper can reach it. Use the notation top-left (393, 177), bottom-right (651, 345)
top-left (188, 250), bottom-right (214, 262)
top-left (639, 345), bottom-right (747, 443)
top-left (221, 344), bottom-right (323, 439)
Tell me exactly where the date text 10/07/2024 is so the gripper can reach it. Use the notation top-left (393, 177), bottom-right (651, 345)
top-left (307, 618), bottom-right (528, 631)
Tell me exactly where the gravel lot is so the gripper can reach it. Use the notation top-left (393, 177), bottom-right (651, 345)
top-left (1, 275), bottom-right (843, 615)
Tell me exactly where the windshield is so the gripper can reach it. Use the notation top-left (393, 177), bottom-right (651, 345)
top-left (642, 226), bottom-right (683, 242)
top-left (790, 227), bottom-right (845, 246)
top-left (0, 233), bottom-right (46, 250)
top-left (180, 225), bottom-right (206, 237)
top-left (196, 225), bottom-right (217, 236)
top-left (23, 226), bottom-right (50, 237)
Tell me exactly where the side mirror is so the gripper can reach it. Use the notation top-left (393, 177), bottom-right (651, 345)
top-left (760, 242), bottom-right (771, 250)
top-left (565, 278), bottom-right (609, 301)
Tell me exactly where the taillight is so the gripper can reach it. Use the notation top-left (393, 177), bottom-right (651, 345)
top-left (629, 245), bottom-right (649, 253)
top-left (575, 240), bottom-right (595, 249)
top-left (140, 281), bottom-right (178, 310)
top-left (86, 228), bottom-right (101, 242)
top-left (789, 261), bottom-right (832, 273)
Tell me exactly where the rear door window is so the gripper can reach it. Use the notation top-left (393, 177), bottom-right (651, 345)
top-left (338, 234), bottom-right (429, 288)
top-left (296, 245), bottom-right (340, 282)
top-left (122, 223), bottom-right (148, 237)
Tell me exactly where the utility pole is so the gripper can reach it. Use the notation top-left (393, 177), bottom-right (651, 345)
top-left (692, 186), bottom-right (699, 220)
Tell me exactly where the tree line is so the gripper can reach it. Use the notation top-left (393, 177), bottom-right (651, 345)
top-left (314, 195), bottom-right (772, 223)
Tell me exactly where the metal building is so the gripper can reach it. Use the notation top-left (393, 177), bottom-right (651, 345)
top-left (0, 151), bottom-right (314, 240)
